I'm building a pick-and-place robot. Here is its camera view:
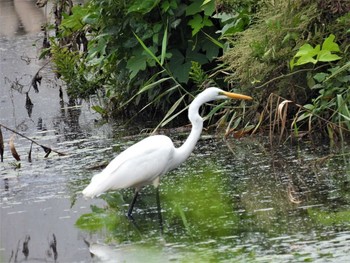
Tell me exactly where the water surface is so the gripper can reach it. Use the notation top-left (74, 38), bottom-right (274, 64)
top-left (1, 3), bottom-right (350, 262)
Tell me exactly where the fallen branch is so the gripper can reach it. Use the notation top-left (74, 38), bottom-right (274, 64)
top-left (0, 123), bottom-right (66, 158)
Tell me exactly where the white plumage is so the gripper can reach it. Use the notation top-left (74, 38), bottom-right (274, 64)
top-left (82, 87), bottom-right (252, 216)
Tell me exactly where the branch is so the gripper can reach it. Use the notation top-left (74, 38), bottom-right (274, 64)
top-left (0, 123), bottom-right (66, 157)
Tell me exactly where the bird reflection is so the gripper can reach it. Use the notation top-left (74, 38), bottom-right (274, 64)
top-left (87, 243), bottom-right (169, 263)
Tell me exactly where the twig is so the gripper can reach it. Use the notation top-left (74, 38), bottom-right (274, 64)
top-left (0, 123), bottom-right (66, 156)
top-left (28, 60), bottom-right (50, 93)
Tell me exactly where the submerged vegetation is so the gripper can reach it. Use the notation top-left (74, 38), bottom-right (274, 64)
top-left (39, 0), bottom-right (350, 141)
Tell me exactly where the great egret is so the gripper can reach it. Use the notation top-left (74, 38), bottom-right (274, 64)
top-left (82, 87), bottom-right (252, 217)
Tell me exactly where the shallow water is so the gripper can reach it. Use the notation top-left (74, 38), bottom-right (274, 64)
top-left (1, 3), bottom-right (350, 262)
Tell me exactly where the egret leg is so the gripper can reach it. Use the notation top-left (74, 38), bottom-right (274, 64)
top-left (156, 187), bottom-right (163, 234)
top-left (127, 190), bottom-right (139, 219)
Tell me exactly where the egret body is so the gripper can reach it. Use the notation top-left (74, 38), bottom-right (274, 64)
top-left (82, 87), bottom-right (252, 216)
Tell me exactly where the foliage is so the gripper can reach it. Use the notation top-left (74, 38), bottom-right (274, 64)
top-left (46, 0), bottom-right (350, 139)
top-left (46, 0), bottom-right (254, 128)
top-left (295, 62), bottom-right (350, 139)
top-left (289, 34), bottom-right (342, 70)
top-left (221, 0), bottom-right (350, 141)
top-left (221, 0), bottom-right (319, 86)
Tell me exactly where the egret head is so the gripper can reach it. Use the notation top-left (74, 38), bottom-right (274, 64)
top-left (198, 87), bottom-right (253, 103)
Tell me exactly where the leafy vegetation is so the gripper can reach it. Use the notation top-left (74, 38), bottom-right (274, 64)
top-left (47, 0), bottom-right (250, 122)
top-left (45, 0), bottom-right (350, 141)
top-left (222, 0), bottom-right (350, 140)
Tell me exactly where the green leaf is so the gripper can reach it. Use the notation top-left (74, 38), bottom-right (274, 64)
top-left (186, 1), bottom-right (203, 16)
top-left (188, 14), bottom-right (203, 36)
top-left (322, 34), bottom-right (340, 52)
top-left (168, 50), bottom-right (191, 83)
top-left (158, 95), bottom-right (188, 128)
top-left (317, 50), bottom-right (341, 62)
top-left (133, 32), bottom-right (161, 66)
top-left (128, 0), bottom-right (160, 14)
top-left (296, 112), bottom-right (312, 122)
top-left (126, 55), bottom-right (147, 79)
top-left (294, 54), bottom-right (317, 66)
top-left (188, 13), bottom-right (213, 36)
top-left (202, 0), bottom-right (215, 16)
top-left (82, 13), bottom-right (98, 25)
top-left (202, 39), bottom-right (220, 60)
top-left (137, 77), bottom-right (172, 95)
top-left (202, 31), bottom-right (224, 49)
top-left (160, 24), bottom-right (168, 66)
top-left (91, 105), bottom-right (107, 115)
top-left (294, 44), bottom-right (318, 58)
top-left (303, 104), bottom-right (314, 110)
top-left (313, 72), bottom-right (328, 82)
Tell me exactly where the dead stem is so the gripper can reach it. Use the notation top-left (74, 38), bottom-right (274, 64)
top-left (0, 123), bottom-right (66, 157)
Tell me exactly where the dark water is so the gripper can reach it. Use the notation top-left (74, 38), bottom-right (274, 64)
top-left (1, 2), bottom-right (350, 262)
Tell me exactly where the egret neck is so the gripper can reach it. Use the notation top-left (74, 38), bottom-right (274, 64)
top-left (171, 93), bottom-right (206, 170)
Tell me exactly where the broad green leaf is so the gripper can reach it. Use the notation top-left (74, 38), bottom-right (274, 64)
top-left (322, 34), bottom-right (340, 52)
top-left (188, 14), bottom-right (213, 36)
top-left (294, 44), bottom-right (317, 57)
top-left (202, 0), bottom-right (215, 16)
top-left (202, 40), bottom-right (219, 60)
top-left (126, 55), bottom-right (147, 79)
top-left (337, 94), bottom-right (350, 121)
top-left (325, 62), bottom-right (350, 81)
top-left (313, 72), bottom-right (328, 82)
top-left (203, 16), bottom-right (213, 27)
top-left (188, 14), bottom-right (203, 36)
top-left (82, 13), bottom-right (98, 25)
top-left (295, 54), bottom-right (317, 65)
top-left (303, 104), bottom-right (314, 110)
top-left (186, 1), bottom-right (202, 16)
top-left (317, 50), bottom-right (341, 62)
top-left (168, 50), bottom-right (191, 83)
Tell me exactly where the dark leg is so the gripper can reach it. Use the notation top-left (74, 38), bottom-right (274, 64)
top-left (156, 187), bottom-right (163, 234)
top-left (127, 190), bottom-right (139, 219)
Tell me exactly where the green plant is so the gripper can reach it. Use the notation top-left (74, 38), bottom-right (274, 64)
top-left (221, 1), bottom-right (319, 86)
top-left (295, 62), bottom-right (350, 138)
top-left (45, 0), bottom-right (254, 127)
top-left (290, 34), bottom-right (342, 70)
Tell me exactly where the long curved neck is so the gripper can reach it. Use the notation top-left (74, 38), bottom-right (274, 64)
top-left (171, 97), bottom-right (204, 169)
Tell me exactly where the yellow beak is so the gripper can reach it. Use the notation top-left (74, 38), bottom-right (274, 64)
top-left (222, 91), bottom-right (253, 101)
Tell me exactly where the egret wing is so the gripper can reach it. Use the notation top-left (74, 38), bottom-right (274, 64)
top-left (82, 135), bottom-right (174, 197)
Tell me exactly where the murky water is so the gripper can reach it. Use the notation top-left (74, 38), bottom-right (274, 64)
top-left (1, 2), bottom-right (350, 262)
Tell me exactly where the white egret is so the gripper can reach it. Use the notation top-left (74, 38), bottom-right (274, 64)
top-left (82, 87), bottom-right (252, 217)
